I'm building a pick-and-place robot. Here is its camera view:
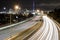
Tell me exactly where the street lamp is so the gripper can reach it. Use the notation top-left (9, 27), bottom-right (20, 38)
top-left (14, 5), bottom-right (21, 14)
top-left (37, 9), bottom-right (40, 12)
top-left (36, 9), bottom-right (40, 15)
top-left (3, 7), bottom-right (6, 10)
top-left (15, 5), bottom-right (19, 10)
top-left (14, 5), bottom-right (21, 10)
top-left (9, 9), bottom-right (13, 24)
top-left (14, 5), bottom-right (20, 22)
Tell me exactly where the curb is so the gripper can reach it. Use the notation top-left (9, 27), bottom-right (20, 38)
top-left (0, 17), bottom-right (33, 30)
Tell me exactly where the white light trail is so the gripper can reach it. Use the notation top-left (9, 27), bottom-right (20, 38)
top-left (28, 16), bottom-right (59, 40)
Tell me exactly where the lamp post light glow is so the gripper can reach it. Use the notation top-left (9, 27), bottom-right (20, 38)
top-left (3, 7), bottom-right (6, 10)
top-left (4, 7), bottom-right (6, 10)
top-left (14, 5), bottom-right (21, 14)
top-left (37, 9), bottom-right (40, 12)
top-left (14, 5), bottom-right (19, 10)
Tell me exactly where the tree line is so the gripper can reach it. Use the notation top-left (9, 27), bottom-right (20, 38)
top-left (48, 8), bottom-right (60, 23)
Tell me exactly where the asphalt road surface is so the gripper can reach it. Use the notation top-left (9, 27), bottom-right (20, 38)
top-left (0, 16), bottom-right (40, 40)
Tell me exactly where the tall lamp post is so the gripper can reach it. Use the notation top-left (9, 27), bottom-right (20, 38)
top-left (9, 9), bottom-right (13, 24)
top-left (14, 5), bottom-right (21, 22)
top-left (14, 5), bottom-right (21, 13)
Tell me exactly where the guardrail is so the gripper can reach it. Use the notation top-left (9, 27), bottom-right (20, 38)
top-left (0, 17), bottom-right (34, 31)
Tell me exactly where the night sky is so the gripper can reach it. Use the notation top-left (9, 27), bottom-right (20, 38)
top-left (0, 0), bottom-right (60, 11)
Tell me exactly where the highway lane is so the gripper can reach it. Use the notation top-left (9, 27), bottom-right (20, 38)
top-left (28, 15), bottom-right (59, 40)
top-left (0, 16), bottom-right (40, 40)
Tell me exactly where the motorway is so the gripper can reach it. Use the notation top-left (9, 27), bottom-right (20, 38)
top-left (0, 16), bottom-right (40, 40)
top-left (0, 15), bottom-right (59, 40)
top-left (28, 15), bottom-right (59, 40)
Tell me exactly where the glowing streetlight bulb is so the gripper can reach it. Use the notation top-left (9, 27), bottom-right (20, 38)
top-left (14, 5), bottom-right (19, 10)
top-left (3, 7), bottom-right (6, 10)
top-left (37, 9), bottom-right (40, 12)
